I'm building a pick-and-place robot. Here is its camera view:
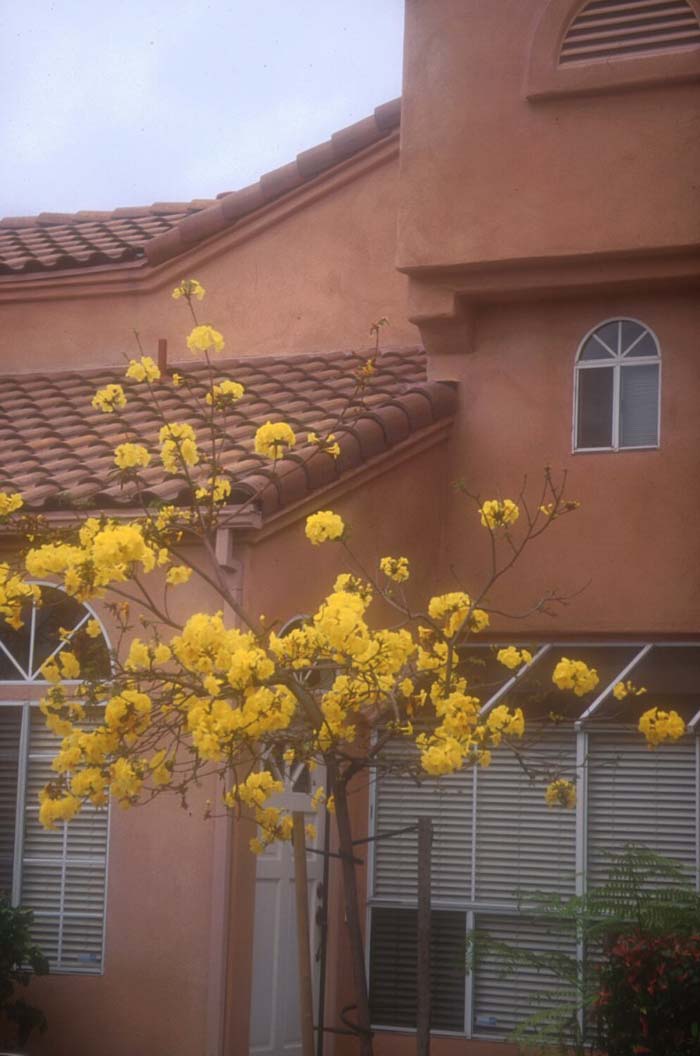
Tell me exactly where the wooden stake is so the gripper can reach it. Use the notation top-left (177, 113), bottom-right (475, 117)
top-left (416, 817), bottom-right (433, 1056)
top-left (293, 812), bottom-right (316, 1056)
top-left (333, 773), bottom-right (373, 1056)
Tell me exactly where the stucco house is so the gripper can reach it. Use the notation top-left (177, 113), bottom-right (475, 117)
top-left (1, 2), bottom-right (700, 1055)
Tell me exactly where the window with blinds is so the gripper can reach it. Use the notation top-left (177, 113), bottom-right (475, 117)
top-left (574, 318), bottom-right (660, 451)
top-left (367, 653), bottom-right (699, 1041)
top-left (0, 587), bottom-right (110, 974)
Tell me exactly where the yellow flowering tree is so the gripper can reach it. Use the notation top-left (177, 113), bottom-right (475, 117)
top-left (0, 281), bottom-right (685, 1055)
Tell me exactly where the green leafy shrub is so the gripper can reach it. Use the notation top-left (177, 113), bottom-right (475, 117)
top-left (0, 896), bottom-right (49, 1050)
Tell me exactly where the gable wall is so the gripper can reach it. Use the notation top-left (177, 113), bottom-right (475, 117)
top-left (397, 0), bottom-right (700, 269)
top-left (0, 153), bottom-right (415, 374)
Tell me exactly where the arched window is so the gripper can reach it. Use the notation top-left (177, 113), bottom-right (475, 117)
top-left (0, 586), bottom-right (111, 972)
top-left (574, 319), bottom-right (660, 451)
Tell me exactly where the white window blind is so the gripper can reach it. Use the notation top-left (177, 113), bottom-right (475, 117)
top-left (368, 649), bottom-right (700, 1042)
top-left (472, 916), bottom-right (577, 1038)
top-left (373, 761), bottom-right (473, 903)
top-left (0, 707), bottom-right (21, 895)
top-left (475, 733), bottom-right (577, 902)
top-left (0, 586), bottom-right (111, 974)
top-left (19, 708), bottom-right (109, 971)
top-left (619, 364), bottom-right (659, 448)
top-left (587, 729), bottom-right (697, 887)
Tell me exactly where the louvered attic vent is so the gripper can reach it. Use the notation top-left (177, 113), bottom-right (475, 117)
top-left (560, 0), bottom-right (700, 64)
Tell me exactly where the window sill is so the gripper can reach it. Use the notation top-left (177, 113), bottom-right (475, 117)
top-left (573, 444), bottom-right (659, 454)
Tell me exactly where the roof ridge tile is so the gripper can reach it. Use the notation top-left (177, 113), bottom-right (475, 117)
top-left (1, 98), bottom-right (401, 277)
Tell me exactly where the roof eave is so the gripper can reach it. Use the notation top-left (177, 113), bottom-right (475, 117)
top-left (0, 120), bottom-right (400, 304)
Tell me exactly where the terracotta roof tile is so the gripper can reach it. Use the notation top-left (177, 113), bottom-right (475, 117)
top-left (0, 99), bottom-right (401, 277)
top-left (0, 346), bottom-right (454, 516)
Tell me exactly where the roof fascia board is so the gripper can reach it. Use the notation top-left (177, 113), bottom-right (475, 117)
top-left (0, 135), bottom-right (399, 306)
top-left (241, 417), bottom-right (453, 545)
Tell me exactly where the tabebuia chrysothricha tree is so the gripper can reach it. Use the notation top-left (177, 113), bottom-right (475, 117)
top-left (0, 280), bottom-right (685, 1055)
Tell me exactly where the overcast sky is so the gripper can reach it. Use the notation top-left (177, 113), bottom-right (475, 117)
top-left (0, 1), bottom-right (405, 217)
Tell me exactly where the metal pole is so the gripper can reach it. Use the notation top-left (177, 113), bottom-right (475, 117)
top-left (293, 812), bottom-right (316, 1056)
top-left (416, 817), bottom-right (433, 1056)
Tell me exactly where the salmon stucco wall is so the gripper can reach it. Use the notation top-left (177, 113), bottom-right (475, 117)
top-left (0, 150), bottom-right (415, 374)
top-left (436, 291), bottom-right (700, 636)
top-left (397, 0), bottom-right (700, 271)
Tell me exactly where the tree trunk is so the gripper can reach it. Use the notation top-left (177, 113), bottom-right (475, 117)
top-left (331, 765), bottom-right (373, 1056)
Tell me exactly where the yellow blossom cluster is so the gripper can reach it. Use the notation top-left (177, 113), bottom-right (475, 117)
top-left (114, 443), bottom-right (151, 470)
top-left (124, 638), bottom-right (172, 671)
top-left (307, 432), bottom-right (341, 459)
top-left (612, 680), bottom-right (647, 700)
top-left (206, 379), bottom-right (245, 408)
top-left (0, 564), bottom-right (39, 629)
top-left (159, 422), bottom-right (199, 473)
top-left (497, 646), bottom-right (533, 670)
top-left (479, 498), bottom-right (520, 530)
top-left (545, 779), bottom-right (577, 809)
top-left (41, 650), bottom-right (81, 683)
top-left (91, 383), bottom-right (126, 414)
top-left (195, 476), bottom-right (232, 504)
top-left (254, 421), bottom-right (296, 460)
top-left (552, 658), bottom-right (599, 697)
top-left (224, 771), bottom-right (283, 809)
top-left (39, 789), bottom-right (81, 829)
top-left (305, 511), bottom-right (345, 546)
top-left (638, 707), bottom-right (685, 747)
top-left (187, 325), bottom-right (225, 355)
top-left (380, 556), bottom-right (410, 583)
top-left (172, 278), bottom-right (205, 301)
top-left (428, 592), bottom-right (489, 638)
top-left (166, 565), bottom-right (192, 586)
top-left (126, 356), bottom-right (160, 383)
top-left (26, 519), bottom-right (162, 600)
top-left (418, 694), bottom-right (524, 776)
top-left (0, 491), bottom-right (23, 517)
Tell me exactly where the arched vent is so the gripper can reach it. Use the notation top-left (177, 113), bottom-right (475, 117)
top-left (560, 0), bottom-right (700, 64)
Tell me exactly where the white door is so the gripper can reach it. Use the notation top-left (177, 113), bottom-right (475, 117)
top-left (249, 763), bottom-right (325, 1056)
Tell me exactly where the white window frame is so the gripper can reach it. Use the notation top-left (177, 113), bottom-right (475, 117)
top-left (366, 640), bottom-right (700, 1041)
top-left (572, 317), bottom-right (661, 453)
top-left (0, 584), bottom-right (112, 974)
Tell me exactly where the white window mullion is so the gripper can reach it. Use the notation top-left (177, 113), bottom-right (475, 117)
top-left (27, 600), bottom-right (37, 681)
top-left (11, 703), bottom-right (30, 906)
top-left (57, 821), bottom-right (69, 968)
top-left (611, 362), bottom-right (621, 449)
top-left (575, 728), bottom-right (588, 1040)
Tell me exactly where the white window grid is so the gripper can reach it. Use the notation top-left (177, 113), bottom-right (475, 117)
top-left (0, 583), bottom-right (112, 974)
top-left (365, 640), bottom-right (700, 1041)
top-left (572, 317), bottom-right (661, 453)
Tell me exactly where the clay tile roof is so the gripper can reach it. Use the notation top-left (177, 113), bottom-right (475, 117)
top-left (0, 99), bottom-right (401, 278)
top-left (0, 345), bottom-right (454, 516)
